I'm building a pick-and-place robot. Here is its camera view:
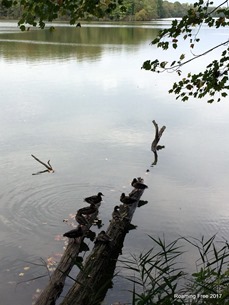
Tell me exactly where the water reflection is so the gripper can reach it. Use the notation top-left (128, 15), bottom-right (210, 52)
top-left (0, 25), bottom-right (159, 62)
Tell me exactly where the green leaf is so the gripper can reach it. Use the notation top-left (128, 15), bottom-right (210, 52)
top-left (160, 61), bottom-right (167, 69)
top-left (20, 25), bottom-right (26, 31)
top-left (221, 92), bottom-right (227, 97)
top-left (142, 61), bottom-right (152, 71)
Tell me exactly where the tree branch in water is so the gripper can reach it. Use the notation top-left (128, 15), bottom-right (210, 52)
top-left (31, 154), bottom-right (54, 175)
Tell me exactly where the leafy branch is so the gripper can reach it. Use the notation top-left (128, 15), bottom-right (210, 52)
top-left (142, 0), bottom-right (229, 103)
top-left (2, 0), bottom-right (125, 30)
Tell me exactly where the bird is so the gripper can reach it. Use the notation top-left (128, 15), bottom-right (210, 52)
top-left (84, 192), bottom-right (104, 205)
top-left (120, 193), bottom-right (136, 205)
top-left (95, 230), bottom-right (112, 244)
top-left (85, 230), bottom-right (96, 241)
top-left (77, 204), bottom-right (97, 216)
top-left (75, 213), bottom-right (89, 226)
top-left (112, 205), bottom-right (121, 220)
top-left (131, 178), bottom-right (148, 190)
top-left (63, 227), bottom-right (83, 241)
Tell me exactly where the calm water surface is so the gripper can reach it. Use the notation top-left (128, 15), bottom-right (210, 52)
top-left (0, 20), bottom-right (229, 305)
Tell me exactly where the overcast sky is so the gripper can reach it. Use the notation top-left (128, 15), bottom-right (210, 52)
top-left (169, 0), bottom-right (199, 2)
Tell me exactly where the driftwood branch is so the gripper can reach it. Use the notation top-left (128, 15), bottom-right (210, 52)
top-left (151, 120), bottom-right (166, 166)
top-left (31, 154), bottom-right (54, 175)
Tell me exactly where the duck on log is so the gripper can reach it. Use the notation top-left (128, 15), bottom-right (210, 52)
top-left (34, 178), bottom-right (147, 305)
top-left (59, 178), bottom-right (147, 305)
top-left (34, 199), bottom-right (101, 305)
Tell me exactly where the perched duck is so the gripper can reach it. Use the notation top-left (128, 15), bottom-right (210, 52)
top-left (95, 230), bottom-right (112, 244)
top-left (63, 227), bottom-right (83, 241)
top-left (131, 178), bottom-right (148, 190)
top-left (79, 242), bottom-right (90, 252)
top-left (120, 193), bottom-right (136, 205)
top-left (85, 230), bottom-right (96, 241)
top-left (75, 213), bottom-right (89, 226)
top-left (77, 204), bottom-right (97, 216)
top-left (84, 192), bottom-right (104, 204)
top-left (112, 205), bottom-right (121, 220)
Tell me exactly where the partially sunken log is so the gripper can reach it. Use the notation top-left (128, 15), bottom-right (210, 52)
top-left (34, 208), bottom-right (100, 305)
top-left (59, 178), bottom-right (147, 305)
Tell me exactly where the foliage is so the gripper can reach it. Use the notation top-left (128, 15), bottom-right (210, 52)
top-left (1, 0), bottom-right (125, 29)
top-left (2, 1), bottom-right (228, 103)
top-left (1, 0), bottom-right (193, 23)
top-left (121, 236), bottom-right (186, 304)
top-left (120, 235), bottom-right (229, 305)
top-left (142, 0), bottom-right (229, 103)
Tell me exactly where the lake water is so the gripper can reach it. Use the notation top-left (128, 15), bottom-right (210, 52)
top-left (0, 20), bottom-right (229, 305)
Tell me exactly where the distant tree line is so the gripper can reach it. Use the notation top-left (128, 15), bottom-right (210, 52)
top-left (0, 0), bottom-right (222, 22)
top-left (109, 0), bottom-right (192, 21)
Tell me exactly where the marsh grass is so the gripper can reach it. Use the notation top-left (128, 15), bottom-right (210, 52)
top-left (120, 235), bottom-right (229, 305)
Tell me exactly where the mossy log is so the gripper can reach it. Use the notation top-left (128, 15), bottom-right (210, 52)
top-left (59, 180), bottom-right (146, 305)
top-left (34, 209), bottom-right (100, 305)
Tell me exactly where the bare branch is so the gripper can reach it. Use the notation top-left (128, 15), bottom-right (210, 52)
top-left (208, 0), bottom-right (228, 16)
top-left (151, 120), bottom-right (166, 153)
top-left (162, 39), bottom-right (229, 74)
top-left (31, 154), bottom-right (54, 174)
top-left (151, 120), bottom-right (166, 167)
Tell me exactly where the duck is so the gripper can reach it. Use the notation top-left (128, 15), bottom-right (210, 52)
top-left (131, 178), bottom-right (148, 190)
top-left (84, 192), bottom-right (104, 205)
top-left (120, 193), bottom-right (136, 205)
top-left (63, 227), bottom-right (83, 241)
top-left (112, 205), bottom-right (121, 220)
top-left (77, 204), bottom-right (97, 216)
top-left (95, 230), bottom-right (112, 244)
top-left (75, 213), bottom-right (89, 226)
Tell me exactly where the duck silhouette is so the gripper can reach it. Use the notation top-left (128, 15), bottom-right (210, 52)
top-left (131, 178), bottom-right (148, 190)
top-left (63, 227), bottom-right (83, 241)
top-left (95, 230), bottom-right (112, 244)
top-left (84, 192), bottom-right (104, 204)
top-left (75, 213), bottom-right (89, 226)
top-left (120, 193), bottom-right (136, 205)
top-left (77, 204), bottom-right (97, 216)
top-left (112, 205), bottom-right (121, 220)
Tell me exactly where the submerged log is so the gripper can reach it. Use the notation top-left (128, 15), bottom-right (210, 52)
top-left (34, 209), bottom-right (100, 305)
top-left (59, 178), bottom-right (147, 305)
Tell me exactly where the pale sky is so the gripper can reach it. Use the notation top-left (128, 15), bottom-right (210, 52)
top-left (168, 0), bottom-right (195, 2)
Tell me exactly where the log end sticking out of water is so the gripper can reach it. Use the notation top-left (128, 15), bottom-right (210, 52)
top-left (31, 154), bottom-right (54, 175)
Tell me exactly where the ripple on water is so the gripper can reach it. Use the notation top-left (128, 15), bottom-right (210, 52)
top-left (0, 173), bottom-right (117, 239)
top-left (0, 178), bottom-right (93, 236)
